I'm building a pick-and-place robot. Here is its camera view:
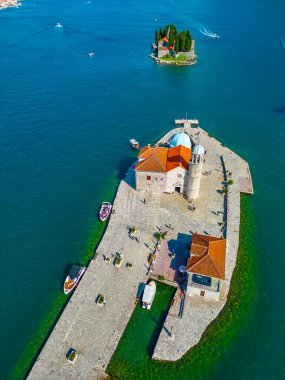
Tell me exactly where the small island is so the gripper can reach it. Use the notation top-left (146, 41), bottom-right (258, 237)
top-left (150, 24), bottom-right (196, 66)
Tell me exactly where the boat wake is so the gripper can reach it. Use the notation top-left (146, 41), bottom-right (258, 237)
top-left (199, 24), bottom-right (220, 39)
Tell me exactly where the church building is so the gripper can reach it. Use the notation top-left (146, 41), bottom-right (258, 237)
top-left (134, 131), bottom-right (205, 199)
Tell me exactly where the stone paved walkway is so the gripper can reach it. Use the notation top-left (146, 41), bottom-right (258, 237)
top-left (152, 123), bottom-right (251, 361)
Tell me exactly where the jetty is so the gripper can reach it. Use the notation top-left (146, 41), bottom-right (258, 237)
top-left (28, 118), bottom-right (253, 379)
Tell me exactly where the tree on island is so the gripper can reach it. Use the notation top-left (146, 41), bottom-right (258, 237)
top-left (154, 24), bottom-right (192, 52)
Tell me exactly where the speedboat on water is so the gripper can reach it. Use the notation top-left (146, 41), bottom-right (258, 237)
top-left (55, 22), bottom-right (63, 28)
top-left (63, 265), bottom-right (86, 294)
top-left (88, 52), bottom-right (95, 57)
top-left (99, 202), bottom-right (112, 221)
top-left (130, 139), bottom-right (140, 149)
top-left (142, 281), bottom-right (156, 309)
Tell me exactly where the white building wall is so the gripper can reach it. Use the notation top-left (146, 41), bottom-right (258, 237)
top-left (187, 286), bottom-right (220, 302)
top-left (136, 171), bottom-right (167, 193)
top-left (165, 166), bottom-right (188, 193)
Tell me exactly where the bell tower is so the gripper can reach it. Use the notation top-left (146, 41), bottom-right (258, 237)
top-left (186, 144), bottom-right (205, 200)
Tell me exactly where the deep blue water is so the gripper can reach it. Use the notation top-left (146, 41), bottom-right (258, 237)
top-left (1, 0), bottom-right (285, 379)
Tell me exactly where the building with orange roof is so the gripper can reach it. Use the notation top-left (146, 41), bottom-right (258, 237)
top-left (134, 131), bottom-right (193, 193)
top-left (186, 234), bottom-right (226, 301)
top-left (157, 37), bottom-right (176, 58)
top-left (134, 131), bottom-right (205, 198)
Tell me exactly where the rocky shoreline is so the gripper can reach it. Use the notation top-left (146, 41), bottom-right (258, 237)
top-left (0, 0), bottom-right (21, 10)
top-left (149, 53), bottom-right (197, 66)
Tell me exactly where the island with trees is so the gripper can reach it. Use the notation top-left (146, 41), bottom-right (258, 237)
top-left (150, 24), bottom-right (197, 65)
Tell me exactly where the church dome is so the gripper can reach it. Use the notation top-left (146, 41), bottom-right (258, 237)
top-left (169, 132), bottom-right (191, 149)
top-left (192, 144), bottom-right (205, 155)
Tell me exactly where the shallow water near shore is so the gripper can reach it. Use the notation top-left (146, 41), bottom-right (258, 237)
top-left (1, 0), bottom-right (285, 379)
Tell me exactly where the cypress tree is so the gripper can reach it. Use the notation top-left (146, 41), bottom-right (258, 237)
top-left (155, 30), bottom-right (160, 44)
top-left (169, 30), bottom-right (174, 47)
top-left (185, 36), bottom-right (191, 51)
top-left (186, 29), bottom-right (192, 51)
top-left (175, 34), bottom-right (180, 52)
top-left (179, 31), bottom-right (186, 51)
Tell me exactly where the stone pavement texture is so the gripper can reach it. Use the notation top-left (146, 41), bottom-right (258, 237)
top-left (152, 123), bottom-right (252, 361)
top-left (28, 122), bottom-right (252, 378)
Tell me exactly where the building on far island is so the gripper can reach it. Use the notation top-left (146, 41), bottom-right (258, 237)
top-left (186, 234), bottom-right (226, 301)
top-left (157, 37), bottom-right (195, 60)
top-left (134, 131), bottom-right (204, 199)
top-left (157, 37), bottom-right (176, 58)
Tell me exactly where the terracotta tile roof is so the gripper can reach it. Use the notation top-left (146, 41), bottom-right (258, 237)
top-left (187, 234), bottom-right (226, 279)
top-left (167, 145), bottom-right (191, 171)
top-left (135, 145), bottom-right (191, 173)
top-left (159, 37), bottom-right (169, 44)
top-left (135, 147), bottom-right (168, 172)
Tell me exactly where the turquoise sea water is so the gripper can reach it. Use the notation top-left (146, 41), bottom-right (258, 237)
top-left (1, 0), bottom-right (285, 379)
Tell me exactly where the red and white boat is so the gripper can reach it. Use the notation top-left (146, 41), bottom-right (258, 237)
top-left (130, 139), bottom-right (140, 150)
top-left (63, 265), bottom-right (86, 295)
top-left (99, 202), bottom-right (112, 221)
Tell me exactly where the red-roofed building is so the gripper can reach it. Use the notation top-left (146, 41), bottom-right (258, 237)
top-left (157, 37), bottom-right (176, 58)
top-left (186, 234), bottom-right (227, 301)
top-left (134, 132), bottom-right (193, 193)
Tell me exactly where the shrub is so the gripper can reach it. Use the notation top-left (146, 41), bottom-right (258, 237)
top-left (227, 179), bottom-right (234, 186)
top-left (154, 232), bottom-right (162, 241)
top-left (158, 275), bottom-right (165, 281)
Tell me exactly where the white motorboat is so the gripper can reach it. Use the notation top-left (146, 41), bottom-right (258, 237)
top-left (99, 202), bottom-right (112, 221)
top-left (130, 139), bottom-right (140, 149)
top-left (63, 265), bottom-right (86, 295)
top-left (142, 281), bottom-right (156, 309)
top-left (88, 52), bottom-right (95, 57)
top-left (55, 22), bottom-right (63, 28)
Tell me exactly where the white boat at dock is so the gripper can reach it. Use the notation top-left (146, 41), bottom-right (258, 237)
top-left (99, 202), bottom-right (112, 221)
top-left (63, 265), bottom-right (86, 295)
top-left (130, 139), bottom-right (140, 149)
top-left (142, 281), bottom-right (156, 309)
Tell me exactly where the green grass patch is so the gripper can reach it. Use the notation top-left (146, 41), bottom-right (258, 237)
top-left (107, 194), bottom-right (256, 380)
top-left (160, 53), bottom-right (189, 62)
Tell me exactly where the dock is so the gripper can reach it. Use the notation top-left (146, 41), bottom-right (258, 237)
top-left (28, 119), bottom-right (253, 379)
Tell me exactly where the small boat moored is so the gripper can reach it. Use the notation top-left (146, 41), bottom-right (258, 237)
top-left (64, 265), bottom-right (86, 295)
top-left (130, 138), bottom-right (140, 149)
top-left (142, 281), bottom-right (156, 309)
top-left (99, 202), bottom-right (112, 221)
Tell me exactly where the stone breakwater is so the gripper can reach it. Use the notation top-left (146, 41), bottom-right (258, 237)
top-left (27, 121), bottom-right (252, 379)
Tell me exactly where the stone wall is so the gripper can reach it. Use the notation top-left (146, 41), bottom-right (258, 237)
top-left (136, 171), bottom-right (167, 192)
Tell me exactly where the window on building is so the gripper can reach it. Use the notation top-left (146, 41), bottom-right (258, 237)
top-left (147, 175), bottom-right (151, 180)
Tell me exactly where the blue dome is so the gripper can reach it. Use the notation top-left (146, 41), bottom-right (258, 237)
top-left (169, 132), bottom-right (191, 149)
